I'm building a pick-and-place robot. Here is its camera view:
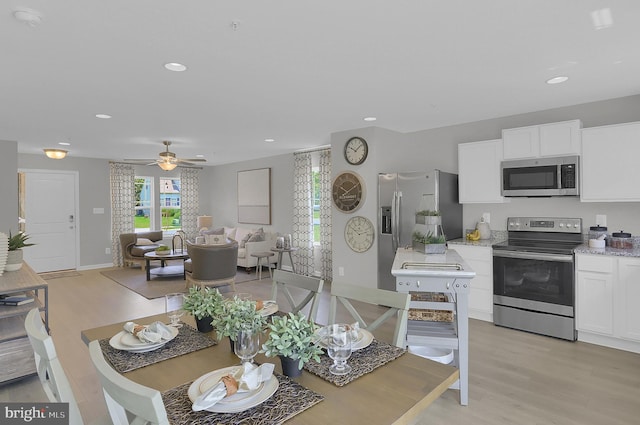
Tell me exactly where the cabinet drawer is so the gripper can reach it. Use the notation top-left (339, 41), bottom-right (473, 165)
top-left (0, 337), bottom-right (36, 383)
top-left (576, 255), bottom-right (614, 273)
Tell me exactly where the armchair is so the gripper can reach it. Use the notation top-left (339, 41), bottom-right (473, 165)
top-left (185, 240), bottom-right (239, 291)
top-left (119, 231), bottom-right (164, 267)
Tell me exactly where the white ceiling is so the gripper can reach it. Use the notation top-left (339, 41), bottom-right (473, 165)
top-left (2, 1), bottom-right (639, 166)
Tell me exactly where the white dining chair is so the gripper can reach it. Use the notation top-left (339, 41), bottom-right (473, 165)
top-left (88, 340), bottom-right (170, 425)
top-left (24, 308), bottom-right (87, 425)
top-left (270, 270), bottom-right (324, 322)
top-left (328, 282), bottom-right (411, 348)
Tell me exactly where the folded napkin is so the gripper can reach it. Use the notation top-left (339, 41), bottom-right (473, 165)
top-left (192, 362), bottom-right (275, 412)
top-left (347, 322), bottom-right (360, 342)
top-left (123, 321), bottom-right (173, 344)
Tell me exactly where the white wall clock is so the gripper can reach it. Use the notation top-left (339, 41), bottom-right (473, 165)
top-left (344, 136), bottom-right (368, 165)
top-left (345, 216), bottom-right (375, 253)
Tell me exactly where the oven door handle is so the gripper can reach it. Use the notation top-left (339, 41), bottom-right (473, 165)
top-left (493, 250), bottom-right (574, 263)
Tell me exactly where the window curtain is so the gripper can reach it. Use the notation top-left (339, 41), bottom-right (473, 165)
top-left (180, 167), bottom-right (199, 241)
top-left (292, 152), bottom-right (314, 276)
top-left (110, 163), bottom-right (135, 267)
top-left (318, 148), bottom-right (332, 281)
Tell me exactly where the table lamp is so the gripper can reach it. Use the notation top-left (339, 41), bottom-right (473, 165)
top-left (197, 215), bottom-right (213, 232)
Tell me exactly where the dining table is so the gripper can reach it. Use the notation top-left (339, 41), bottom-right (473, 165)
top-left (81, 313), bottom-right (460, 425)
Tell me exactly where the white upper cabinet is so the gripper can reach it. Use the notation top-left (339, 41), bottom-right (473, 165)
top-left (502, 119), bottom-right (582, 160)
top-left (458, 139), bottom-right (509, 203)
top-left (581, 121), bottom-right (640, 202)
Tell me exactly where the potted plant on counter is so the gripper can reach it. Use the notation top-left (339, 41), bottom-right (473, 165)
top-left (415, 210), bottom-right (441, 225)
top-left (213, 295), bottom-right (267, 350)
top-left (6, 232), bottom-right (35, 272)
top-left (412, 230), bottom-right (446, 254)
top-left (183, 286), bottom-right (224, 332)
top-left (261, 312), bottom-right (323, 377)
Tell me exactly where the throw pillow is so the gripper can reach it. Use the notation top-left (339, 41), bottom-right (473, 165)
top-left (136, 238), bottom-right (154, 246)
top-left (246, 229), bottom-right (265, 243)
top-left (206, 234), bottom-right (229, 245)
top-left (224, 227), bottom-right (237, 240)
top-left (200, 227), bottom-right (224, 236)
top-left (234, 227), bottom-right (252, 244)
top-left (239, 232), bottom-right (253, 248)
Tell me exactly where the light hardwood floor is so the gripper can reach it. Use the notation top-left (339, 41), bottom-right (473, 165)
top-left (2, 267), bottom-right (639, 425)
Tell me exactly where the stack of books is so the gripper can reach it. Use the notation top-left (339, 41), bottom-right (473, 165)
top-left (0, 295), bottom-right (35, 306)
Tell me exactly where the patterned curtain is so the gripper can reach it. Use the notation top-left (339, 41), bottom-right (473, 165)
top-left (318, 148), bottom-right (332, 281)
top-left (110, 163), bottom-right (135, 266)
top-left (180, 168), bottom-right (200, 241)
top-left (292, 152), bottom-right (314, 276)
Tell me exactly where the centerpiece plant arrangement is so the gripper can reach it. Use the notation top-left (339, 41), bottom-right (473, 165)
top-left (213, 295), bottom-right (267, 349)
top-left (412, 230), bottom-right (447, 254)
top-left (261, 312), bottom-right (324, 377)
top-left (182, 286), bottom-right (224, 333)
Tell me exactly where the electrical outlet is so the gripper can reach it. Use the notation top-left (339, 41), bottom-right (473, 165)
top-left (482, 212), bottom-right (490, 223)
top-left (596, 214), bottom-right (607, 227)
top-left (338, 266), bottom-right (344, 276)
top-left (105, 247), bottom-right (111, 255)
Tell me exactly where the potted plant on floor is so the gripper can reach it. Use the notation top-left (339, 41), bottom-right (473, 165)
top-left (6, 231), bottom-right (35, 272)
top-left (261, 312), bottom-right (323, 377)
top-left (213, 295), bottom-right (267, 350)
top-left (182, 286), bottom-right (224, 332)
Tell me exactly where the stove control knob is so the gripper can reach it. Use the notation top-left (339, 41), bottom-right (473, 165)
top-left (559, 223), bottom-right (565, 228)
top-left (574, 223), bottom-right (580, 228)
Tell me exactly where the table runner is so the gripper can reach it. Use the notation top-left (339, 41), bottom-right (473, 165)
top-left (303, 339), bottom-right (406, 386)
top-left (162, 372), bottom-right (324, 425)
top-left (98, 323), bottom-right (217, 373)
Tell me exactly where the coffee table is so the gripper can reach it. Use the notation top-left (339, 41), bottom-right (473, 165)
top-left (144, 250), bottom-right (189, 281)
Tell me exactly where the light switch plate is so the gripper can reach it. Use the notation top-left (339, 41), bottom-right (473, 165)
top-left (482, 212), bottom-right (490, 223)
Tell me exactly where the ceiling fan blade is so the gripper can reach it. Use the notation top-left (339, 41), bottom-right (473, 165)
top-left (124, 158), bottom-right (157, 163)
top-left (177, 158), bottom-right (207, 163)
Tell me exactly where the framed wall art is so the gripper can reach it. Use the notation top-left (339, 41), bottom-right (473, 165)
top-left (237, 167), bottom-right (271, 224)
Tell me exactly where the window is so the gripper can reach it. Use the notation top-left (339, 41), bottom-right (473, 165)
top-left (134, 177), bottom-right (182, 233)
top-left (134, 177), bottom-right (153, 232)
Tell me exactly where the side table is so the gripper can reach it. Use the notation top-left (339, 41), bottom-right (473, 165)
top-left (270, 247), bottom-right (298, 274)
top-left (251, 251), bottom-right (275, 280)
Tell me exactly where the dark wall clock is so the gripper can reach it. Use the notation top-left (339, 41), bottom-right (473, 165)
top-left (344, 136), bottom-right (368, 165)
top-left (332, 171), bottom-right (365, 213)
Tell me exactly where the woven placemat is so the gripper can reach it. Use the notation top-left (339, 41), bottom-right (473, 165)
top-left (303, 339), bottom-right (406, 387)
top-left (162, 372), bottom-right (324, 425)
top-left (98, 323), bottom-right (217, 373)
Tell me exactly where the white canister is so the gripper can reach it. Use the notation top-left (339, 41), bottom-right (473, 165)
top-left (476, 218), bottom-right (491, 240)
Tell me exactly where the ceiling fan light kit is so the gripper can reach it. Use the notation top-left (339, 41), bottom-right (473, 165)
top-left (44, 149), bottom-right (68, 159)
top-left (124, 140), bottom-right (206, 170)
top-left (158, 160), bottom-right (178, 171)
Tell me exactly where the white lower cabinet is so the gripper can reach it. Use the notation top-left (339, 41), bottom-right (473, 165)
top-left (451, 244), bottom-right (493, 322)
top-left (576, 254), bottom-right (640, 353)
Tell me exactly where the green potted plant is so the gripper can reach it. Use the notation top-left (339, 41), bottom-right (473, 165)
top-left (6, 232), bottom-right (35, 272)
top-left (415, 210), bottom-right (441, 225)
top-left (183, 286), bottom-right (224, 332)
top-left (155, 244), bottom-right (171, 255)
top-left (412, 230), bottom-right (446, 254)
top-left (261, 312), bottom-right (323, 377)
top-left (213, 296), bottom-right (267, 349)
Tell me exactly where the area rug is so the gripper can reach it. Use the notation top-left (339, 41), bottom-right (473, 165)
top-left (38, 270), bottom-right (82, 280)
top-left (100, 267), bottom-right (261, 299)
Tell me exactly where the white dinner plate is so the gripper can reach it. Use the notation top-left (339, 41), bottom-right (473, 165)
top-left (259, 301), bottom-right (278, 317)
top-left (198, 366), bottom-right (265, 405)
top-left (188, 367), bottom-right (279, 413)
top-left (109, 326), bottom-right (178, 352)
top-left (314, 327), bottom-right (374, 351)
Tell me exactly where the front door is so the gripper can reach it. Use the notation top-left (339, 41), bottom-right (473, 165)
top-left (21, 170), bottom-right (78, 272)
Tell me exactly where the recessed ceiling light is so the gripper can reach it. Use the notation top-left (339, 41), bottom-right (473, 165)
top-left (196, 154), bottom-right (204, 158)
top-left (95, 114), bottom-right (112, 119)
top-left (58, 142), bottom-right (71, 146)
top-left (363, 116), bottom-right (377, 122)
top-left (591, 8), bottom-right (614, 30)
top-left (164, 62), bottom-right (187, 72)
top-left (265, 138), bottom-right (275, 143)
top-left (546, 76), bottom-right (569, 85)
top-left (13, 8), bottom-right (43, 27)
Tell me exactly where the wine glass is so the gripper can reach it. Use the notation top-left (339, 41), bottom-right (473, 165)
top-left (234, 329), bottom-right (260, 364)
top-left (165, 292), bottom-right (185, 328)
top-left (324, 324), bottom-right (352, 375)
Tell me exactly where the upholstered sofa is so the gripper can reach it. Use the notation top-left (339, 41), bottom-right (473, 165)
top-left (200, 226), bottom-right (278, 272)
top-left (119, 231), bottom-right (164, 267)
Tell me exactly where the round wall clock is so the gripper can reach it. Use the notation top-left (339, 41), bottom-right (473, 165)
top-left (344, 136), bottom-right (368, 165)
top-left (345, 216), bottom-right (375, 253)
top-left (332, 171), bottom-right (365, 213)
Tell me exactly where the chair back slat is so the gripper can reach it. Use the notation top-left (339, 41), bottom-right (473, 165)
top-left (271, 270), bottom-right (324, 321)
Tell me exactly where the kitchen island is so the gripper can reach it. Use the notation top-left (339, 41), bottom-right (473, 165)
top-left (392, 247), bottom-right (475, 405)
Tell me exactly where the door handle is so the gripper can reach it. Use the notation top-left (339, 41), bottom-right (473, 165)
top-left (69, 214), bottom-right (75, 223)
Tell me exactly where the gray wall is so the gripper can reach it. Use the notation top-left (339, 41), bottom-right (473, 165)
top-left (0, 141), bottom-right (18, 234)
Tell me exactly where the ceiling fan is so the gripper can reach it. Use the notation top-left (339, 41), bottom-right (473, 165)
top-left (125, 141), bottom-right (206, 170)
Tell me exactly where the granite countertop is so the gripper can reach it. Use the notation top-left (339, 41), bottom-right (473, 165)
top-left (391, 248), bottom-right (476, 279)
top-left (448, 230), bottom-right (507, 248)
top-left (574, 244), bottom-right (640, 258)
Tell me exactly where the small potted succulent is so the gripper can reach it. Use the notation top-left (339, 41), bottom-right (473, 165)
top-left (412, 230), bottom-right (447, 254)
top-left (6, 232), bottom-right (35, 272)
top-left (415, 210), bottom-right (441, 225)
top-left (261, 312), bottom-right (323, 377)
top-left (182, 286), bottom-right (224, 332)
top-left (213, 296), bottom-right (267, 350)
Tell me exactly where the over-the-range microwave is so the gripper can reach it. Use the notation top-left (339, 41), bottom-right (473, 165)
top-left (501, 155), bottom-right (579, 197)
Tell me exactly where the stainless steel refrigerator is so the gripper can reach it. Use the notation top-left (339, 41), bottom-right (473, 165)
top-left (378, 170), bottom-right (462, 291)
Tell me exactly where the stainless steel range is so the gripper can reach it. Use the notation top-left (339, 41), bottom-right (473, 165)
top-left (492, 217), bottom-right (582, 341)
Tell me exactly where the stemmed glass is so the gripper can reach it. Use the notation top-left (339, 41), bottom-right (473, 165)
top-left (165, 292), bottom-right (185, 328)
top-left (324, 324), bottom-right (352, 375)
top-left (234, 329), bottom-right (260, 364)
